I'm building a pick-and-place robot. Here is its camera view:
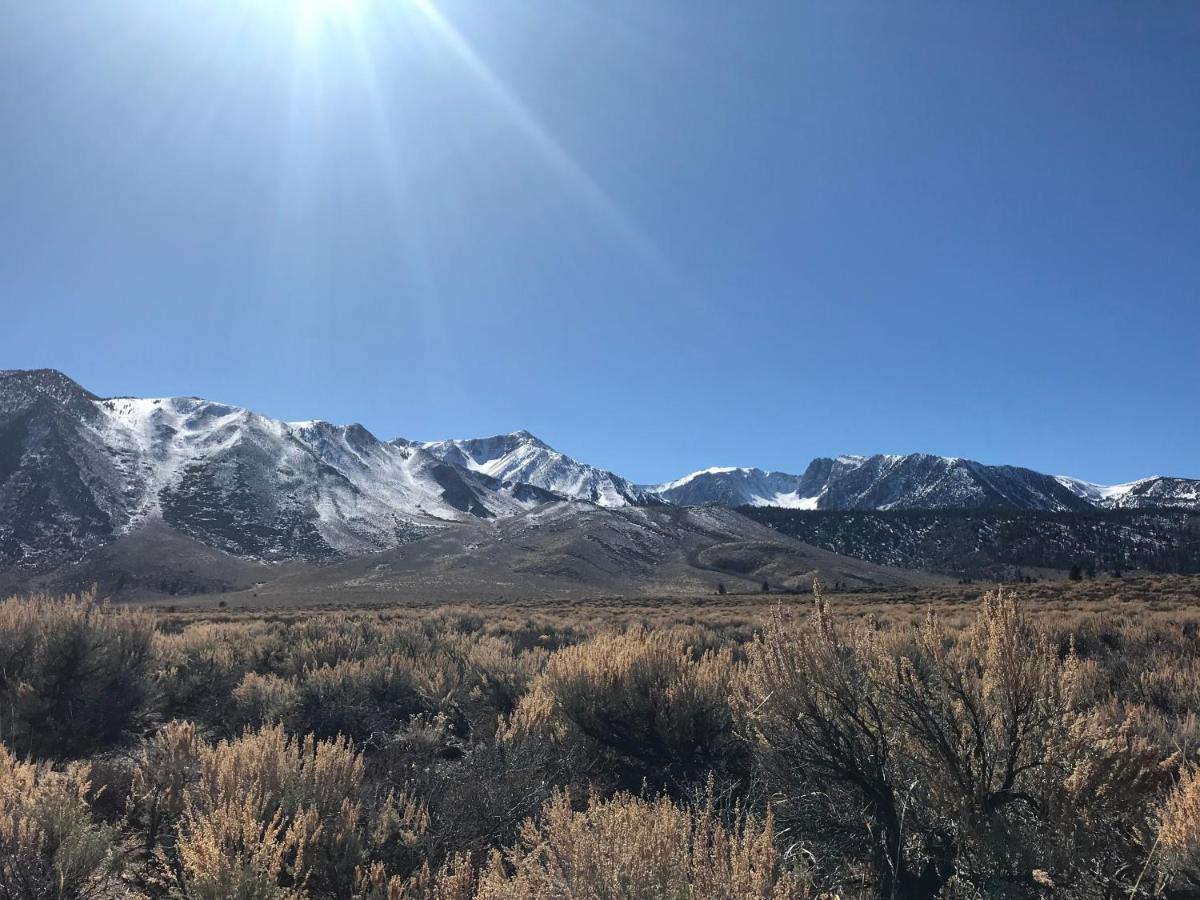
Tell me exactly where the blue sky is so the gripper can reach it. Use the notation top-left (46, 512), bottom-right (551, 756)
top-left (1, 0), bottom-right (1197, 485)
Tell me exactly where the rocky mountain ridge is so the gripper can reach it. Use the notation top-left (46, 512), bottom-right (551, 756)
top-left (2, 369), bottom-right (1196, 574)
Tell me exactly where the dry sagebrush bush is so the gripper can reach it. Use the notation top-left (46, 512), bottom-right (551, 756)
top-left (354, 791), bottom-right (809, 900)
top-left (277, 617), bottom-right (426, 676)
top-left (0, 593), bottom-right (155, 759)
top-left (743, 588), bottom-right (1174, 900)
top-left (508, 627), bottom-right (741, 792)
top-left (1158, 765), bottom-right (1200, 892)
top-left (162, 724), bottom-right (430, 900)
top-left (128, 720), bottom-right (205, 856)
top-left (154, 624), bottom-right (263, 725)
top-left (171, 791), bottom-right (314, 900)
top-left (472, 790), bottom-right (810, 900)
top-left (0, 743), bottom-right (118, 899)
top-left (392, 727), bottom-right (563, 873)
top-left (1140, 651), bottom-right (1200, 717)
top-left (3, 588), bottom-right (1197, 898)
top-left (354, 854), bottom-right (476, 900)
top-left (153, 620), bottom-right (291, 726)
top-left (232, 673), bottom-right (302, 730)
top-left (171, 616), bottom-right (552, 745)
top-left (184, 724), bottom-right (366, 889)
top-left (290, 655), bottom-right (438, 743)
top-left (448, 633), bottom-right (547, 730)
top-left (743, 593), bottom-right (905, 894)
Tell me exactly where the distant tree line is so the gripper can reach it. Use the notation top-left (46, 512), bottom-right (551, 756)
top-left (742, 506), bottom-right (1200, 579)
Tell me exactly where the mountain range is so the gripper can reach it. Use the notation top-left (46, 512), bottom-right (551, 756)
top-left (2, 369), bottom-right (1197, 595)
top-left (650, 458), bottom-right (1198, 513)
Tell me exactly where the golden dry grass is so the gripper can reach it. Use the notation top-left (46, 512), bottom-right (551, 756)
top-left (2, 576), bottom-right (1200, 898)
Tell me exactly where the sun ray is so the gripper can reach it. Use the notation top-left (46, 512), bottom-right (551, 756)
top-left (411, 0), bottom-right (664, 267)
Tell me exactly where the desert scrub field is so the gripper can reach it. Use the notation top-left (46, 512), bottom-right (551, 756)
top-left (2, 580), bottom-right (1200, 898)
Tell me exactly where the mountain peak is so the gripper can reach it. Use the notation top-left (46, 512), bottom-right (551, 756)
top-left (500, 429), bottom-right (552, 450)
top-left (0, 368), bottom-right (99, 417)
top-left (1, 367), bottom-right (93, 396)
top-left (420, 431), bottom-right (647, 507)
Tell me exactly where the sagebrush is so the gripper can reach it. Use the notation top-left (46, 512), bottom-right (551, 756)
top-left (1, 583), bottom-right (1199, 898)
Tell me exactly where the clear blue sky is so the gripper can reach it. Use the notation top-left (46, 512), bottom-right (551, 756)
top-left (2, 1), bottom-right (1197, 485)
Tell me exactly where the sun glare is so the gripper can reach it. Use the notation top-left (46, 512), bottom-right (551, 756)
top-left (253, 0), bottom-right (663, 274)
top-left (292, 0), bottom-right (364, 41)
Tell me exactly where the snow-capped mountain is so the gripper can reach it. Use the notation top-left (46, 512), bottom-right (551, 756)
top-left (1055, 475), bottom-right (1200, 510)
top-left (2, 369), bottom-right (1198, 576)
top-left (0, 370), bottom-right (561, 568)
top-left (420, 431), bottom-right (653, 507)
top-left (800, 454), bottom-right (1093, 511)
top-left (650, 454), bottom-right (1178, 512)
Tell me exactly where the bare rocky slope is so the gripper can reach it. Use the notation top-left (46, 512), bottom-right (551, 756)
top-left (212, 503), bottom-right (944, 606)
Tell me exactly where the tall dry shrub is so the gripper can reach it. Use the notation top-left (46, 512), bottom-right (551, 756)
top-left (232, 673), bottom-right (301, 730)
top-left (508, 627), bottom-right (740, 792)
top-left (393, 723), bottom-right (562, 872)
top-left (155, 613), bottom-right (548, 743)
top-left (743, 592), bottom-right (909, 895)
top-left (0, 593), bottom-right (155, 758)
top-left (355, 854), bottom-right (476, 900)
top-left (170, 791), bottom-right (313, 900)
top-left (448, 634), bottom-right (547, 736)
top-left (743, 588), bottom-right (1172, 899)
top-left (0, 743), bottom-right (118, 899)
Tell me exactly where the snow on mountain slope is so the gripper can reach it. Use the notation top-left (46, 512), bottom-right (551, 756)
top-left (650, 467), bottom-right (820, 508)
top-left (84, 399), bottom-right (563, 559)
top-left (653, 454), bottom-right (1096, 512)
top-left (1056, 475), bottom-right (1200, 510)
top-left (1107, 477), bottom-right (1200, 509)
top-left (0, 371), bottom-right (577, 568)
top-left (420, 430), bottom-right (652, 507)
top-left (659, 456), bottom-right (1200, 514)
top-left (1054, 476), bottom-right (1140, 505)
top-left (289, 421), bottom-right (549, 524)
top-left (3, 369), bottom-right (1198, 576)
